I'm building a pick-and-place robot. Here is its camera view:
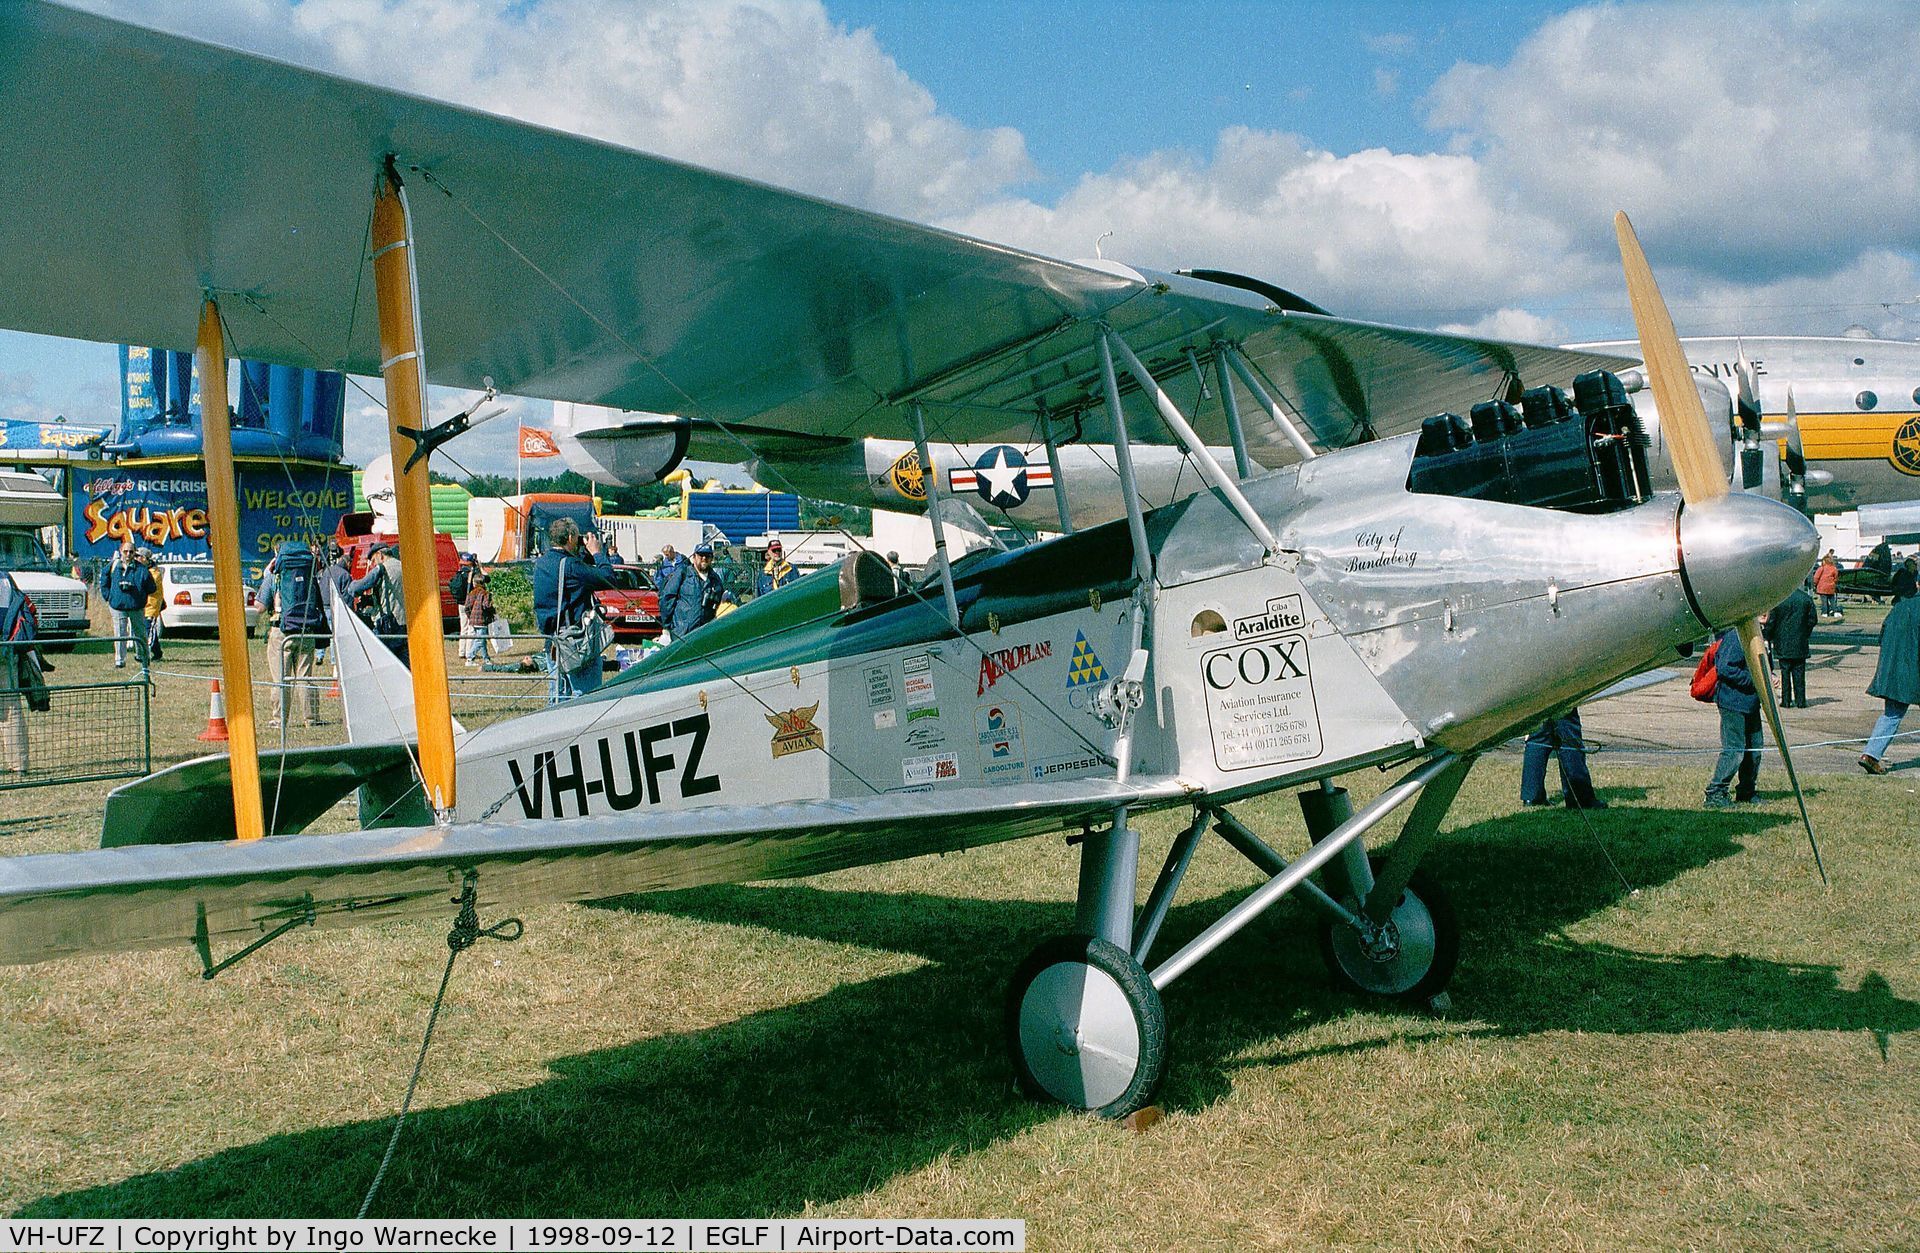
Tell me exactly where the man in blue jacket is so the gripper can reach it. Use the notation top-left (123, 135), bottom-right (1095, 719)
top-left (1705, 626), bottom-right (1762, 808)
top-left (533, 517), bottom-right (617, 699)
top-left (658, 541), bottom-right (729, 639)
top-left (96, 537), bottom-right (156, 669)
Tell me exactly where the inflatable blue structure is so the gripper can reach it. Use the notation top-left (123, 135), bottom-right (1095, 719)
top-left (108, 345), bottom-right (345, 461)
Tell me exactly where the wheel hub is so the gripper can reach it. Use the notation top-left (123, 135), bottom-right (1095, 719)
top-left (1356, 919), bottom-right (1402, 964)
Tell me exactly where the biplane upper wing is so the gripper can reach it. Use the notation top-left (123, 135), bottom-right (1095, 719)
top-left (0, 3), bottom-right (1632, 460)
top-left (0, 776), bottom-right (1191, 965)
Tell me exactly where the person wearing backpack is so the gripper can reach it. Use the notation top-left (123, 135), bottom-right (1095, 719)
top-left (1704, 626), bottom-right (1762, 809)
top-left (257, 540), bottom-right (329, 726)
top-left (96, 536), bottom-right (156, 669)
top-left (347, 544), bottom-right (408, 666)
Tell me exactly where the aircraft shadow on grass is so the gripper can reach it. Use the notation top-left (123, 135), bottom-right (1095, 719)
top-left (23, 808), bottom-right (1918, 1219)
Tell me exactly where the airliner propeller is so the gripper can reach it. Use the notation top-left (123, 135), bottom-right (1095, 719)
top-left (1734, 342), bottom-right (1765, 490)
top-left (1616, 213), bottom-right (1827, 884)
top-left (1780, 387), bottom-right (1811, 514)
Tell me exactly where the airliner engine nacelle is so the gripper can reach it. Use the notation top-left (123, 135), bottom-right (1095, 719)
top-left (552, 403), bottom-right (691, 487)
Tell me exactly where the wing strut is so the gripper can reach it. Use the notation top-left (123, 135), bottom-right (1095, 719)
top-left (907, 404), bottom-right (961, 629)
top-left (196, 298), bottom-right (266, 842)
top-left (1211, 348), bottom-right (1254, 479)
top-left (1104, 328), bottom-right (1282, 556)
top-left (1222, 344), bottom-right (1318, 462)
top-left (371, 161), bottom-right (457, 814)
top-left (1039, 413), bottom-right (1075, 535)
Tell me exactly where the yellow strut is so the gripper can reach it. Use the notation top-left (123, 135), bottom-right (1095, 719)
top-left (371, 166), bottom-right (458, 813)
top-left (195, 300), bottom-right (265, 841)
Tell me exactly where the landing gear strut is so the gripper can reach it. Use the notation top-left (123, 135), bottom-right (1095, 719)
top-left (1004, 754), bottom-right (1472, 1118)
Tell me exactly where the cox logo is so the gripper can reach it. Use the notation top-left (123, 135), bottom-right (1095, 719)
top-left (1203, 639), bottom-right (1307, 690)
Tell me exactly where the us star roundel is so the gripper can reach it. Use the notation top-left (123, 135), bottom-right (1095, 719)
top-left (948, 444), bottom-right (1053, 509)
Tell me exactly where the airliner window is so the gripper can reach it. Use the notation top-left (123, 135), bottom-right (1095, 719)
top-left (1857, 390), bottom-right (1879, 411)
top-left (1406, 370), bottom-right (1651, 513)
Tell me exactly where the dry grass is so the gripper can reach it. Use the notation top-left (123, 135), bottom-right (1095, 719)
top-left (0, 641), bottom-right (1916, 1247)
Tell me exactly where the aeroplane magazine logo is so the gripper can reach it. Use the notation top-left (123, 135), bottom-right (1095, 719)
top-left (504, 713), bottom-right (721, 818)
top-left (976, 639), bottom-right (1052, 695)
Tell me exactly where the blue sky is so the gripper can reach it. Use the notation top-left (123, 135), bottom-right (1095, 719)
top-left (3, 0), bottom-right (1915, 475)
top-left (827, 0), bottom-right (1566, 191)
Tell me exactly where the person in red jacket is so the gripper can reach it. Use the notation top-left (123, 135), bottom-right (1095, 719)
top-left (1812, 552), bottom-right (1841, 619)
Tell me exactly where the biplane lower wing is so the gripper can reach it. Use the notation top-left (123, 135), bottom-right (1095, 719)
top-left (0, 776), bottom-right (1192, 966)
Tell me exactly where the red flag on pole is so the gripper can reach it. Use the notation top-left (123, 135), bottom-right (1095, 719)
top-left (518, 425), bottom-right (560, 458)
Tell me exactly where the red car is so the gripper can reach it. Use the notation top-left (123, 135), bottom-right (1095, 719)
top-left (593, 563), bottom-right (663, 639)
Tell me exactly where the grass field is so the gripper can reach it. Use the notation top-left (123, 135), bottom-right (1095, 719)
top-left (1, 640), bottom-right (1917, 1246)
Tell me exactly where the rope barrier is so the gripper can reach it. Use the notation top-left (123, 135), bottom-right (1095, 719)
top-left (357, 871), bottom-right (521, 1219)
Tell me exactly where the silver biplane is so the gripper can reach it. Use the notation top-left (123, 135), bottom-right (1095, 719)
top-left (0, 4), bottom-right (1820, 1117)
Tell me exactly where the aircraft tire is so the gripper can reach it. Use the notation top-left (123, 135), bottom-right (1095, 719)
top-left (1317, 860), bottom-right (1459, 1003)
top-left (1005, 935), bottom-right (1166, 1118)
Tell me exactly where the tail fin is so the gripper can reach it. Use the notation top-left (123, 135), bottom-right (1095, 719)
top-left (331, 588), bottom-right (466, 745)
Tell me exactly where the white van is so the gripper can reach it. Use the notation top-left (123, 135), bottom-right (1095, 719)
top-left (0, 469), bottom-right (89, 641)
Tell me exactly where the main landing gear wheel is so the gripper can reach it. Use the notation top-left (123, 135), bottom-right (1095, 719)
top-left (1006, 935), bottom-right (1166, 1118)
top-left (1317, 860), bottom-right (1460, 1002)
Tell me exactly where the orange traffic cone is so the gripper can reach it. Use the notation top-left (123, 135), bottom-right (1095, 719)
top-left (197, 679), bottom-right (230, 742)
top-left (326, 672), bottom-right (340, 699)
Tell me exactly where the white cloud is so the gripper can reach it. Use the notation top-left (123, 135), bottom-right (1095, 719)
top-left (1372, 67), bottom-right (1399, 99)
top-left (944, 127), bottom-right (1603, 325)
top-left (83, 0), bottom-right (1034, 223)
top-left (0, 372), bottom-right (56, 423)
top-left (1426, 2), bottom-right (1920, 285)
top-left (1438, 308), bottom-right (1571, 344)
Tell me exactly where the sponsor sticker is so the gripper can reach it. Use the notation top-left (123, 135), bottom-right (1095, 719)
top-left (1200, 636), bottom-right (1324, 770)
top-left (903, 751), bottom-right (960, 784)
top-left (874, 708), bottom-right (898, 730)
top-left (1031, 753), bottom-right (1105, 781)
top-left (904, 653), bottom-right (937, 710)
top-left (765, 703), bottom-right (825, 759)
top-left (1231, 594), bottom-right (1307, 643)
top-left (1064, 631), bottom-right (1106, 688)
top-left (976, 702), bottom-right (1027, 780)
top-left (905, 723), bottom-right (947, 750)
top-left (977, 639), bottom-right (1053, 695)
top-left (865, 663), bottom-right (895, 708)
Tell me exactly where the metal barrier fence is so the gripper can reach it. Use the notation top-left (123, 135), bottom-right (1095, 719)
top-left (0, 636), bottom-right (151, 790)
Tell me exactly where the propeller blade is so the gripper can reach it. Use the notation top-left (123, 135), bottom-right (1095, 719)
top-left (1735, 615), bottom-right (1829, 885)
top-left (1616, 213), bottom-right (1729, 506)
top-left (1781, 387), bottom-right (1810, 513)
top-left (1734, 339), bottom-right (1764, 433)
